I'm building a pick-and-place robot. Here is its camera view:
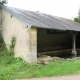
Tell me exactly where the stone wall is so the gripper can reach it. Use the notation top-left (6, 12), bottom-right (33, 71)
top-left (1, 9), bottom-right (37, 63)
top-left (0, 9), bottom-right (1, 25)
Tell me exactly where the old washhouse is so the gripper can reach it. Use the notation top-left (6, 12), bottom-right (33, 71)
top-left (0, 5), bottom-right (80, 63)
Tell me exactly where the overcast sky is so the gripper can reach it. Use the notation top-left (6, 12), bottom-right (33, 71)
top-left (7, 0), bottom-right (80, 19)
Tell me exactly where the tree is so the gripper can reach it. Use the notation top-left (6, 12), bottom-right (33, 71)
top-left (0, 0), bottom-right (7, 5)
top-left (74, 8), bottom-right (80, 23)
top-left (74, 17), bottom-right (79, 23)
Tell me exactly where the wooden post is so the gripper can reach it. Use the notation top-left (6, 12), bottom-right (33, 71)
top-left (71, 31), bottom-right (78, 58)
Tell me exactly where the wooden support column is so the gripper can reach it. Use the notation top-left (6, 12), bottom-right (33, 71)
top-left (71, 31), bottom-right (78, 57)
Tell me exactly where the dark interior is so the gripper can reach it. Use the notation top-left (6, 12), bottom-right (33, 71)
top-left (76, 32), bottom-right (80, 48)
top-left (37, 28), bottom-right (72, 52)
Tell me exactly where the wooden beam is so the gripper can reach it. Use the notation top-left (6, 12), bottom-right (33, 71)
top-left (70, 31), bottom-right (78, 58)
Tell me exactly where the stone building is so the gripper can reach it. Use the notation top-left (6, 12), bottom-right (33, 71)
top-left (0, 5), bottom-right (80, 63)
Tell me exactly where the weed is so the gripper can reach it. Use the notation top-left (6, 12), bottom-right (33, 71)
top-left (9, 36), bottom-right (16, 55)
top-left (10, 36), bottom-right (16, 49)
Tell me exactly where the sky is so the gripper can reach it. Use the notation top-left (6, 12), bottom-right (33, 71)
top-left (7, 0), bottom-right (80, 19)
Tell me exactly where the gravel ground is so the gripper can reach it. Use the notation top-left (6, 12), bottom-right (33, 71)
top-left (15, 74), bottom-right (80, 80)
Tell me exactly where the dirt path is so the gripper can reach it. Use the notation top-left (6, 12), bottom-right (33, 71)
top-left (15, 74), bottom-right (80, 80)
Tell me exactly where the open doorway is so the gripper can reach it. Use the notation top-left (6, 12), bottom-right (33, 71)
top-left (37, 28), bottom-right (72, 59)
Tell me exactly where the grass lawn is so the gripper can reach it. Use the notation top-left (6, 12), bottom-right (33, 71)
top-left (0, 36), bottom-right (80, 80)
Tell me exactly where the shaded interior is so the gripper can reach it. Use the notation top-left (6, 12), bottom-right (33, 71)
top-left (37, 28), bottom-right (80, 58)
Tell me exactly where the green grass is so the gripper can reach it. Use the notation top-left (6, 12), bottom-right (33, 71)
top-left (0, 36), bottom-right (80, 80)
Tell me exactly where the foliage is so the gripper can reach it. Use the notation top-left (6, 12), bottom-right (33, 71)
top-left (0, 0), bottom-right (7, 5)
top-left (9, 36), bottom-right (16, 53)
top-left (74, 9), bottom-right (80, 23)
top-left (74, 17), bottom-right (79, 23)
top-left (3, 36), bottom-right (16, 55)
